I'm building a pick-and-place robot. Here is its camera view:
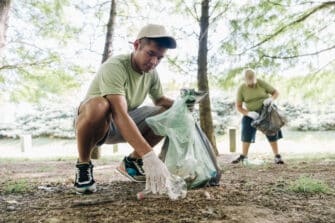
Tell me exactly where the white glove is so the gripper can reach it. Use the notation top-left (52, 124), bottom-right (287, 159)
top-left (263, 98), bottom-right (273, 106)
top-left (142, 151), bottom-right (170, 194)
top-left (247, 111), bottom-right (259, 120)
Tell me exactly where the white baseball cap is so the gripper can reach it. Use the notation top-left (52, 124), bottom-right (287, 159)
top-left (136, 24), bottom-right (177, 49)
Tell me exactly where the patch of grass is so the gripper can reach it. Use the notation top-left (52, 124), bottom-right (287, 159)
top-left (0, 155), bottom-right (124, 163)
top-left (0, 157), bottom-right (76, 163)
top-left (4, 179), bottom-right (32, 194)
top-left (285, 153), bottom-right (335, 163)
top-left (288, 175), bottom-right (331, 194)
top-left (36, 166), bottom-right (55, 172)
top-left (0, 158), bottom-right (30, 164)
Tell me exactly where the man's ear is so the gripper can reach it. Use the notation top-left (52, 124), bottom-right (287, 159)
top-left (134, 40), bottom-right (140, 50)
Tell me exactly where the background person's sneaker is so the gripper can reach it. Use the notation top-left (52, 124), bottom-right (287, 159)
top-left (275, 154), bottom-right (284, 164)
top-left (116, 156), bottom-right (145, 182)
top-left (74, 161), bottom-right (97, 194)
top-left (231, 154), bottom-right (247, 164)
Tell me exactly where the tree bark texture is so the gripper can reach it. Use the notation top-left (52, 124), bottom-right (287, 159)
top-left (0, 0), bottom-right (10, 51)
top-left (102, 0), bottom-right (116, 63)
top-left (197, 0), bottom-right (218, 155)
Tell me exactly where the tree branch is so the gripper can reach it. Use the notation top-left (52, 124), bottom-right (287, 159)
top-left (210, 0), bottom-right (231, 24)
top-left (0, 60), bottom-right (53, 71)
top-left (309, 58), bottom-right (335, 75)
top-left (262, 44), bottom-right (335, 59)
top-left (183, 2), bottom-right (199, 22)
top-left (238, 1), bottom-right (335, 55)
top-left (166, 56), bottom-right (193, 76)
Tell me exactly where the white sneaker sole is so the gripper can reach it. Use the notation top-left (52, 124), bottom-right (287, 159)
top-left (115, 167), bottom-right (145, 183)
top-left (75, 183), bottom-right (97, 194)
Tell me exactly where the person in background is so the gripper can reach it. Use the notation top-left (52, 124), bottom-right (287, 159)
top-left (74, 24), bottom-right (177, 194)
top-left (232, 68), bottom-right (284, 164)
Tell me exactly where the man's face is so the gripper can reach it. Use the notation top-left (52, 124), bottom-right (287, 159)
top-left (133, 40), bottom-right (167, 73)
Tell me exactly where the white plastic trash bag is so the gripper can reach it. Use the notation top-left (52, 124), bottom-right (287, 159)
top-left (146, 96), bottom-right (218, 189)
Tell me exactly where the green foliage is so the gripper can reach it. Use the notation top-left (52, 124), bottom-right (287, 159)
top-left (2, 52), bottom-right (82, 103)
top-left (219, 0), bottom-right (335, 74)
top-left (215, 67), bottom-right (244, 90)
top-left (288, 175), bottom-right (331, 194)
top-left (2, 0), bottom-right (334, 104)
top-left (214, 68), bottom-right (335, 103)
top-left (278, 70), bottom-right (335, 103)
top-left (29, 0), bottom-right (80, 43)
top-left (9, 66), bottom-right (81, 103)
top-left (1, 0), bottom-right (93, 103)
top-left (4, 179), bottom-right (32, 194)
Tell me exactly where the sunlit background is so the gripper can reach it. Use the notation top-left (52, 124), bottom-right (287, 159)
top-left (0, 0), bottom-right (334, 159)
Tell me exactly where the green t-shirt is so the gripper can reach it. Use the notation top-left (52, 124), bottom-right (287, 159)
top-left (236, 79), bottom-right (275, 111)
top-left (85, 54), bottom-right (163, 111)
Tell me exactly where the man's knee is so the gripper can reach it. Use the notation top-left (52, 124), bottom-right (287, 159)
top-left (77, 97), bottom-right (111, 124)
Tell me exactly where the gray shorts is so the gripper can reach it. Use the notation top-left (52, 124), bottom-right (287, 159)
top-left (75, 104), bottom-right (161, 146)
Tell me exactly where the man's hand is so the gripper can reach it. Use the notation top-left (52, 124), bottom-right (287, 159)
top-left (263, 98), bottom-right (273, 106)
top-left (247, 111), bottom-right (259, 120)
top-left (142, 151), bottom-right (170, 194)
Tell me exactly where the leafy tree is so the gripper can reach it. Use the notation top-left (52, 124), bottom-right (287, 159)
top-left (0, 0), bottom-right (164, 104)
top-left (218, 0), bottom-right (335, 85)
top-left (0, 0), bottom-right (89, 103)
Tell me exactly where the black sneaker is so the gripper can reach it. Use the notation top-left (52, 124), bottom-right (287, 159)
top-left (275, 154), bottom-right (284, 164)
top-left (116, 156), bottom-right (145, 182)
top-left (74, 161), bottom-right (97, 194)
top-left (232, 154), bottom-right (247, 164)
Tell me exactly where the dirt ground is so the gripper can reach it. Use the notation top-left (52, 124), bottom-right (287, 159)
top-left (1, 155), bottom-right (335, 223)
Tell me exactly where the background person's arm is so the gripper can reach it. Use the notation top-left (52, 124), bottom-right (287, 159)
top-left (236, 101), bottom-right (259, 119)
top-left (105, 94), bottom-right (152, 157)
top-left (270, 89), bottom-right (279, 100)
top-left (236, 101), bottom-right (248, 116)
top-left (263, 89), bottom-right (279, 105)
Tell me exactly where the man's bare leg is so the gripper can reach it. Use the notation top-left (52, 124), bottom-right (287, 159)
top-left (269, 141), bottom-right (279, 155)
top-left (76, 97), bottom-right (111, 162)
top-left (242, 142), bottom-right (251, 156)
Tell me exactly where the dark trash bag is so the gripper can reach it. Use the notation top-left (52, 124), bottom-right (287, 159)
top-left (251, 104), bottom-right (287, 136)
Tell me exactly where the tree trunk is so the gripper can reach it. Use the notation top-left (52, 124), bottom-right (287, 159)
top-left (92, 0), bottom-right (117, 159)
top-left (0, 0), bottom-right (10, 52)
top-left (102, 0), bottom-right (116, 63)
top-left (197, 0), bottom-right (218, 155)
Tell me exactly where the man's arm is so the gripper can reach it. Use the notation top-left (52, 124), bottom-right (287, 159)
top-left (270, 89), bottom-right (279, 100)
top-left (236, 101), bottom-right (248, 116)
top-left (105, 94), bottom-right (152, 157)
top-left (106, 94), bottom-right (170, 194)
top-left (154, 96), bottom-right (174, 109)
top-left (236, 101), bottom-right (259, 119)
top-left (263, 89), bottom-right (279, 106)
